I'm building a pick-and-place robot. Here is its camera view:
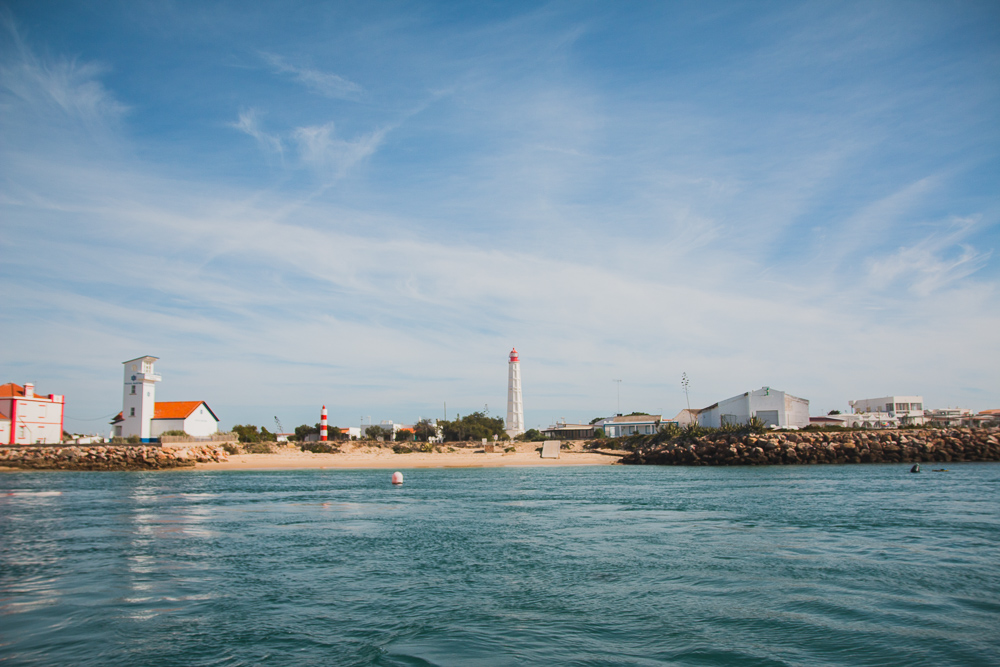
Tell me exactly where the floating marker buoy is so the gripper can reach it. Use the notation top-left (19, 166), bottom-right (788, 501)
top-left (391, 471), bottom-right (403, 485)
top-left (910, 464), bottom-right (920, 473)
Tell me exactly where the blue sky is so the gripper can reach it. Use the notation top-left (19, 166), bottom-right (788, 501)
top-left (2, 1), bottom-right (998, 434)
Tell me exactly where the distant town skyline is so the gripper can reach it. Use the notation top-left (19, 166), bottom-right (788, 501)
top-left (1, 2), bottom-right (998, 434)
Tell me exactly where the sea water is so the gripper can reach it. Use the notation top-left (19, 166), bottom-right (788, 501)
top-left (1, 464), bottom-right (998, 666)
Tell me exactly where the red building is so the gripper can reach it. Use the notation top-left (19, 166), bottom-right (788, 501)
top-left (0, 383), bottom-right (66, 445)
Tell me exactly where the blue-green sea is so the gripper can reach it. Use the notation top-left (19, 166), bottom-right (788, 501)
top-left (2, 464), bottom-right (999, 666)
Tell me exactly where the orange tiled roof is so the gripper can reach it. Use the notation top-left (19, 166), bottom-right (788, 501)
top-left (154, 401), bottom-right (205, 419)
top-left (111, 412), bottom-right (123, 424)
top-left (0, 383), bottom-right (25, 398)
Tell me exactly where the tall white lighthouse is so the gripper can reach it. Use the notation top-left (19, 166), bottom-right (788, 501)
top-left (506, 347), bottom-right (525, 438)
top-left (122, 356), bottom-right (161, 442)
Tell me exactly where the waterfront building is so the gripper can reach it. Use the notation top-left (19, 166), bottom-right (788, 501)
top-left (541, 421), bottom-right (595, 440)
top-left (112, 356), bottom-right (218, 441)
top-left (595, 414), bottom-right (664, 438)
top-left (697, 387), bottom-right (810, 429)
top-left (506, 347), bottom-right (524, 438)
top-left (0, 382), bottom-right (65, 444)
top-left (849, 395), bottom-right (925, 425)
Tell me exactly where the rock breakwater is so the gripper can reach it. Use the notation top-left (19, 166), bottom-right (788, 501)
top-left (0, 444), bottom-right (228, 471)
top-left (619, 428), bottom-right (1000, 466)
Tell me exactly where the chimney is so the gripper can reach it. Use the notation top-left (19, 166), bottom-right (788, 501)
top-left (24, 383), bottom-right (34, 398)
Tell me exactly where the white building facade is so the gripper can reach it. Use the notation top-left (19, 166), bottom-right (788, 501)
top-left (0, 383), bottom-right (66, 445)
top-left (849, 396), bottom-right (925, 425)
top-left (506, 347), bottom-right (525, 438)
top-left (596, 414), bottom-right (663, 438)
top-left (698, 387), bottom-right (809, 429)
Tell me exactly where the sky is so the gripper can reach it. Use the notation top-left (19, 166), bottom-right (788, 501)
top-left (2, 1), bottom-right (998, 435)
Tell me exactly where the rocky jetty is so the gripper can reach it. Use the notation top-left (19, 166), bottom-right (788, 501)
top-left (0, 444), bottom-right (228, 471)
top-left (619, 427), bottom-right (1000, 466)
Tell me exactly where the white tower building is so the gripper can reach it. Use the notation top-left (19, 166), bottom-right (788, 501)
top-left (122, 356), bottom-right (161, 442)
top-left (506, 347), bottom-right (524, 438)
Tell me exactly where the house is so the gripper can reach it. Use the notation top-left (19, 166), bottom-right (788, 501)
top-left (541, 421), bottom-right (595, 440)
top-left (849, 396), bottom-right (925, 425)
top-left (595, 414), bottom-right (663, 438)
top-left (0, 383), bottom-right (66, 445)
top-left (698, 387), bottom-right (809, 429)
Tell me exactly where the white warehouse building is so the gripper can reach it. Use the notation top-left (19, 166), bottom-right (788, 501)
top-left (698, 387), bottom-right (810, 429)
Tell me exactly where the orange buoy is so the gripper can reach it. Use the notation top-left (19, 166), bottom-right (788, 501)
top-left (391, 471), bottom-right (403, 485)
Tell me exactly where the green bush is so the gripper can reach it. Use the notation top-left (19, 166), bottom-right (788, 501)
top-left (392, 444), bottom-right (413, 454)
top-left (160, 430), bottom-right (186, 436)
top-left (126, 435), bottom-right (141, 444)
top-left (504, 446), bottom-right (515, 453)
top-left (245, 442), bottom-right (277, 454)
top-left (222, 442), bottom-right (241, 455)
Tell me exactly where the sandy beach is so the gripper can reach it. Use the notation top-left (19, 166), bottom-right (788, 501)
top-left (194, 442), bottom-right (625, 471)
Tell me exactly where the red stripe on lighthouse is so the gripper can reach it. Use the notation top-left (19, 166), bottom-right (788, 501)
top-left (320, 405), bottom-right (328, 441)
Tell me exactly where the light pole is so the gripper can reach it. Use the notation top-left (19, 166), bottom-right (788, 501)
top-left (613, 379), bottom-right (622, 415)
top-left (681, 373), bottom-right (690, 411)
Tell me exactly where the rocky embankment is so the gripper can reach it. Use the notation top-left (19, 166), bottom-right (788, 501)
top-left (0, 444), bottom-right (228, 471)
top-left (620, 428), bottom-right (1000, 466)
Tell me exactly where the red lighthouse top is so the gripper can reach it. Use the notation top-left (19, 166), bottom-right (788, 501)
top-left (509, 347), bottom-right (519, 362)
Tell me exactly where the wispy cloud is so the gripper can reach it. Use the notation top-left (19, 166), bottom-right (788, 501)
top-left (0, 14), bottom-right (127, 127)
top-left (868, 216), bottom-right (992, 296)
top-left (261, 52), bottom-right (363, 100)
top-left (230, 109), bottom-right (284, 158)
top-left (292, 122), bottom-right (387, 177)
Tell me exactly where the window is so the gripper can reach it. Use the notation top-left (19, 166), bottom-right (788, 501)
top-left (885, 404), bottom-right (893, 412)
top-left (131, 386), bottom-right (136, 395)
top-left (896, 403), bottom-right (907, 411)
top-left (130, 408), bottom-right (135, 417)
top-left (913, 403), bottom-right (922, 410)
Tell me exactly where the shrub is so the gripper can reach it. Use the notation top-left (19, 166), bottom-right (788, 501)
top-left (160, 430), bottom-right (186, 436)
top-left (419, 442), bottom-right (434, 452)
top-left (245, 442), bottom-right (277, 454)
top-left (392, 444), bottom-right (413, 454)
top-left (504, 446), bottom-right (515, 453)
top-left (110, 436), bottom-right (125, 444)
top-left (126, 435), bottom-right (141, 444)
top-left (222, 442), bottom-right (242, 455)
top-left (301, 442), bottom-right (339, 454)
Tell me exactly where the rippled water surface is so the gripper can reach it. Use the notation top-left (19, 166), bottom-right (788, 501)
top-left (2, 464), bottom-right (999, 666)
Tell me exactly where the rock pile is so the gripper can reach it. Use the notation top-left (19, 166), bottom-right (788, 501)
top-left (0, 444), bottom-right (228, 471)
top-left (619, 428), bottom-right (1000, 467)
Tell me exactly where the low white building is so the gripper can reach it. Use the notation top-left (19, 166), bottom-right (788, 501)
top-left (849, 396), bottom-right (925, 425)
top-left (698, 387), bottom-right (809, 429)
top-left (595, 414), bottom-right (662, 438)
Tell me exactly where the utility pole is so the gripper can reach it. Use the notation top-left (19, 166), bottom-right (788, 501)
top-left (613, 379), bottom-right (622, 415)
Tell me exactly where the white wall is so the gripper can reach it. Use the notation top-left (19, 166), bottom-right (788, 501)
top-left (150, 418), bottom-right (186, 438)
top-left (183, 406), bottom-right (219, 436)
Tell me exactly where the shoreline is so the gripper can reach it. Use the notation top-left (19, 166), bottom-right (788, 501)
top-left (193, 449), bottom-right (623, 471)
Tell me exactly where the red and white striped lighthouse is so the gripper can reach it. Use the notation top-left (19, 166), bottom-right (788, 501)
top-left (320, 405), bottom-right (328, 441)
